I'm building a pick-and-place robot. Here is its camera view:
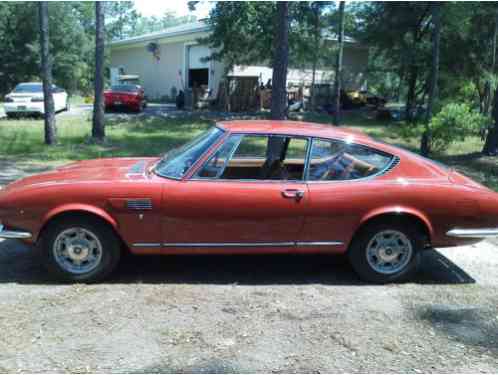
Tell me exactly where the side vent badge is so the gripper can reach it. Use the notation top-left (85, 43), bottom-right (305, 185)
top-left (126, 199), bottom-right (153, 210)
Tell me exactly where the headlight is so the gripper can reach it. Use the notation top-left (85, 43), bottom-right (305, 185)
top-left (4, 97), bottom-right (13, 102)
top-left (31, 97), bottom-right (44, 102)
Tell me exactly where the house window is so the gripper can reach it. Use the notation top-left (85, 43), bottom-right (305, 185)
top-left (188, 68), bottom-right (209, 88)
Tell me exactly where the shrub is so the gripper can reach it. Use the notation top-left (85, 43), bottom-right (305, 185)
top-left (398, 103), bottom-right (487, 153)
top-left (428, 103), bottom-right (487, 152)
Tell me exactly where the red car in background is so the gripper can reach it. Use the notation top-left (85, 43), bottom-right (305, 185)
top-left (104, 84), bottom-right (146, 113)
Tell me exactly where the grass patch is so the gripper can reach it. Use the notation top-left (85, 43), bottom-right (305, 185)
top-left (0, 115), bottom-right (211, 163)
top-left (0, 109), bottom-right (496, 190)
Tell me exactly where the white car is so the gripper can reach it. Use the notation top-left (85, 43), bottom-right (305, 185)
top-left (4, 82), bottom-right (69, 117)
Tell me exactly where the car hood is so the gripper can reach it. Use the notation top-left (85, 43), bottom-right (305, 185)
top-left (3, 157), bottom-right (158, 193)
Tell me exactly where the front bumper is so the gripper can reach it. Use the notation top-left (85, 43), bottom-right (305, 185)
top-left (446, 228), bottom-right (498, 238)
top-left (0, 224), bottom-right (32, 239)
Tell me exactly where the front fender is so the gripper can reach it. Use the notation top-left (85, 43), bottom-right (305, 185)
top-left (37, 203), bottom-right (118, 240)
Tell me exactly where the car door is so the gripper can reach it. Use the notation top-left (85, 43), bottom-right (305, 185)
top-left (302, 137), bottom-right (398, 252)
top-left (160, 133), bottom-right (310, 249)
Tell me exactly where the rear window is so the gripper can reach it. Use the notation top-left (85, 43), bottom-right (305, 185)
top-left (307, 138), bottom-right (395, 181)
top-left (13, 83), bottom-right (43, 93)
top-left (111, 84), bottom-right (139, 93)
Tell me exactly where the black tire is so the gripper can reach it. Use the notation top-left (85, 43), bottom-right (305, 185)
top-left (135, 102), bottom-right (144, 113)
top-left (38, 216), bottom-right (121, 283)
top-left (348, 220), bottom-right (422, 284)
top-left (6, 113), bottom-right (17, 119)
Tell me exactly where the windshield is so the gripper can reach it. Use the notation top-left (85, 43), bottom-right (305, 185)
top-left (13, 83), bottom-right (43, 93)
top-left (111, 84), bottom-right (139, 92)
top-left (154, 127), bottom-right (224, 179)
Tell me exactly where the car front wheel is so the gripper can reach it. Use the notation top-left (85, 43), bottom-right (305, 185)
top-left (39, 217), bottom-right (121, 283)
top-left (348, 221), bottom-right (422, 283)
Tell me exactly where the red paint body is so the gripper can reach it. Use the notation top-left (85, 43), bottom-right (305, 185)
top-left (1, 120), bottom-right (497, 256)
top-left (104, 87), bottom-right (145, 112)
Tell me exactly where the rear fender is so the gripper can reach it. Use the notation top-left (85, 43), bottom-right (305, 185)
top-left (359, 206), bottom-right (434, 239)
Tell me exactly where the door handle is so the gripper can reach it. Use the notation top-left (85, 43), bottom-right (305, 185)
top-left (281, 189), bottom-right (305, 201)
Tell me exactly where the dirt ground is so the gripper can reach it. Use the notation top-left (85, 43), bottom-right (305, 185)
top-left (0, 162), bottom-right (497, 373)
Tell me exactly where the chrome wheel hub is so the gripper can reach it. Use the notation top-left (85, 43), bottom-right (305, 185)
top-left (53, 228), bottom-right (103, 274)
top-left (366, 230), bottom-right (413, 275)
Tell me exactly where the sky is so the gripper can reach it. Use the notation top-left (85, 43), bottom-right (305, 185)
top-left (133, 0), bottom-right (213, 19)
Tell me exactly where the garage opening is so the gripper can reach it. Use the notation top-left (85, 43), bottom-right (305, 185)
top-left (188, 68), bottom-right (209, 88)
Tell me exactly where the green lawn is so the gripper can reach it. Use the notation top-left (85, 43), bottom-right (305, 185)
top-left (0, 109), bottom-right (496, 190)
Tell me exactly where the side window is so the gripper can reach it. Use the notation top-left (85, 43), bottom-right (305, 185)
top-left (195, 134), bottom-right (242, 178)
top-left (307, 138), bottom-right (394, 181)
top-left (195, 134), bottom-right (308, 181)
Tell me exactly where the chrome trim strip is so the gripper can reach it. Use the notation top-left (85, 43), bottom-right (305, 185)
top-left (446, 228), bottom-right (498, 238)
top-left (296, 241), bottom-right (344, 246)
top-left (162, 242), bottom-right (295, 248)
top-left (0, 224), bottom-right (32, 239)
top-left (132, 241), bottom-right (344, 249)
top-left (132, 243), bottom-right (161, 247)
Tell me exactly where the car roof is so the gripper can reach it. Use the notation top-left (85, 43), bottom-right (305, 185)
top-left (217, 120), bottom-right (373, 143)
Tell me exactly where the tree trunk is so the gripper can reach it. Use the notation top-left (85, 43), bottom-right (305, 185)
top-left (420, 2), bottom-right (442, 157)
top-left (92, 2), bottom-right (105, 141)
top-left (270, 2), bottom-right (289, 120)
top-left (38, 2), bottom-right (56, 145)
top-left (310, 5), bottom-right (320, 111)
top-left (482, 7), bottom-right (498, 155)
top-left (333, 1), bottom-right (345, 126)
top-left (405, 64), bottom-right (418, 122)
top-left (396, 63), bottom-right (405, 103)
top-left (486, 85), bottom-right (498, 156)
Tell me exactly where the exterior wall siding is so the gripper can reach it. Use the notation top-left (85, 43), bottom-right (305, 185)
top-left (111, 42), bottom-right (184, 100)
top-left (110, 38), bottom-right (367, 101)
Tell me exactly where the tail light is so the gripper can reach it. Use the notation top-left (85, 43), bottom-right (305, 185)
top-left (4, 97), bottom-right (13, 102)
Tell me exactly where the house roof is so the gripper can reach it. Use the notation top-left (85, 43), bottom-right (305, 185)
top-left (110, 21), bottom-right (210, 47)
top-left (110, 19), bottom-right (358, 48)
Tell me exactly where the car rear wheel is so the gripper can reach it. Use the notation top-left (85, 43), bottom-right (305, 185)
top-left (348, 221), bottom-right (421, 283)
top-left (39, 217), bottom-right (121, 283)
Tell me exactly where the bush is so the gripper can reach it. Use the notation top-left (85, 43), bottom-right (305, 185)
top-left (398, 103), bottom-right (487, 153)
top-left (428, 103), bottom-right (487, 152)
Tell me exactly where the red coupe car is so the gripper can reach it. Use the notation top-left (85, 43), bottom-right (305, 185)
top-left (1, 121), bottom-right (497, 283)
top-left (104, 84), bottom-right (146, 113)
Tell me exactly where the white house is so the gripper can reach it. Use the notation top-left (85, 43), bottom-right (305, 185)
top-left (110, 20), bottom-right (368, 101)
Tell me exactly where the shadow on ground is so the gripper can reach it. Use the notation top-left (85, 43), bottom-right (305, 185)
top-left (417, 303), bottom-right (498, 355)
top-left (0, 239), bottom-right (476, 286)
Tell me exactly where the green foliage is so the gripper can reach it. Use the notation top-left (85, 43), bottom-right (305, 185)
top-left (200, 2), bottom-right (277, 69)
top-left (201, 2), bottom-right (342, 71)
top-left (0, 2), bottom-right (197, 96)
top-left (399, 103), bottom-right (487, 152)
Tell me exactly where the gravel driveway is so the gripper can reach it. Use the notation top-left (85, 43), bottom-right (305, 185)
top-left (0, 162), bottom-right (497, 373)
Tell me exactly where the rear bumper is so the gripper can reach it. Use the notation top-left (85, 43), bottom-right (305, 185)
top-left (4, 102), bottom-right (44, 114)
top-left (446, 228), bottom-right (498, 238)
top-left (0, 224), bottom-right (32, 239)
